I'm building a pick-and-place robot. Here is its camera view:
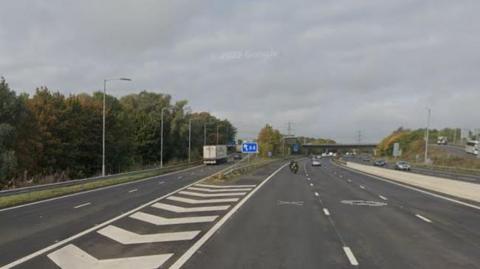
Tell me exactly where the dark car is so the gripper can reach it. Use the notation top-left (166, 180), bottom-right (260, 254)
top-left (373, 160), bottom-right (386, 167)
top-left (233, 153), bottom-right (242, 160)
top-left (395, 161), bottom-right (411, 171)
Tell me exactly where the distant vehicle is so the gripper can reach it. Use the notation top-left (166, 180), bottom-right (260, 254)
top-left (373, 160), bottom-right (386, 167)
top-left (322, 153), bottom-right (327, 157)
top-left (437, 136), bottom-right (448, 145)
top-left (328, 152), bottom-right (333, 156)
top-left (362, 156), bottom-right (371, 162)
top-left (465, 140), bottom-right (479, 155)
top-left (395, 161), bottom-right (411, 171)
top-left (203, 145), bottom-right (228, 164)
top-left (233, 153), bottom-right (242, 160)
top-left (316, 155), bottom-right (322, 159)
top-left (311, 159), bottom-right (321, 166)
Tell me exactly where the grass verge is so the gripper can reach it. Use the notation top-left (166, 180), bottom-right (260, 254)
top-left (0, 162), bottom-right (201, 209)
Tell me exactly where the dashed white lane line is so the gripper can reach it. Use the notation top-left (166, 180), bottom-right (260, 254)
top-left (323, 208), bottom-right (330, 216)
top-left (130, 212), bottom-right (218, 225)
top-left (166, 196), bottom-right (238, 204)
top-left (359, 185), bottom-right (366, 190)
top-left (152, 202), bottom-right (230, 212)
top-left (314, 192), bottom-right (319, 197)
top-left (48, 244), bottom-right (173, 269)
top-left (179, 190), bottom-right (246, 197)
top-left (309, 183), bottom-right (314, 187)
top-left (196, 183), bottom-right (256, 188)
top-left (347, 179), bottom-right (352, 183)
top-left (307, 178), bottom-right (311, 181)
top-left (97, 225), bottom-right (200, 244)
top-left (73, 202), bottom-right (91, 209)
top-left (415, 214), bottom-right (432, 223)
top-left (158, 181), bottom-right (165, 184)
top-left (343, 246), bottom-right (359, 266)
top-left (128, 188), bottom-right (138, 193)
top-left (379, 195), bottom-right (388, 201)
top-left (188, 187), bottom-right (252, 192)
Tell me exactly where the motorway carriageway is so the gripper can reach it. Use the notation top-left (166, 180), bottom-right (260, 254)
top-left (0, 162), bottom-right (232, 267)
top-left (1, 158), bottom-right (480, 268)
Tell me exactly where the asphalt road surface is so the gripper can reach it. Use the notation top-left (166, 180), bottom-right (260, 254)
top-left (2, 158), bottom-right (479, 268)
top-left (185, 159), bottom-right (480, 269)
top-left (0, 162), bottom-right (233, 268)
top-left (431, 144), bottom-right (478, 160)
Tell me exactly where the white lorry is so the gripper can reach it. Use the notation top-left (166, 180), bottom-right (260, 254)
top-left (203, 145), bottom-right (228, 164)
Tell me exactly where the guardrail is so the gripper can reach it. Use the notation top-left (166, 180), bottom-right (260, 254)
top-left (0, 160), bottom-right (203, 197)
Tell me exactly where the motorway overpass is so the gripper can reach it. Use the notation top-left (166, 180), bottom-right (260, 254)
top-left (302, 143), bottom-right (377, 154)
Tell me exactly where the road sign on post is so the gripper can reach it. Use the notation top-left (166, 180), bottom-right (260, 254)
top-left (242, 142), bottom-right (259, 153)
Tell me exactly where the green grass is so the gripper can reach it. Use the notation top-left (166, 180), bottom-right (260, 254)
top-left (0, 162), bottom-right (200, 209)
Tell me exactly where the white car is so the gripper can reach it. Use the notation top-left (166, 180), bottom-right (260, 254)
top-left (312, 159), bottom-right (321, 166)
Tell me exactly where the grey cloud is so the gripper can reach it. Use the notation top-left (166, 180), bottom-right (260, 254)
top-left (1, 0), bottom-right (480, 142)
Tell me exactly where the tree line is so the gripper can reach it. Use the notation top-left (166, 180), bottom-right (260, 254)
top-left (0, 77), bottom-right (236, 189)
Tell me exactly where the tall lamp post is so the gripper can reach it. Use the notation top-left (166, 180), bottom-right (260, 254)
top-left (102, 77), bottom-right (131, 177)
top-left (160, 106), bottom-right (170, 169)
top-left (424, 107), bottom-right (431, 164)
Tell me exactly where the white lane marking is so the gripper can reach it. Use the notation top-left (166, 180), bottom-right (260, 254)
top-left (306, 173), bottom-right (309, 177)
top-left (359, 185), bottom-right (366, 190)
top-left (179, 191), bottom-right (246, 197)
top-left (152, 202), bottom-right (230, 212)
top-left (415, 214), bottom-right (432, 223)
top-left (379, 195), bottom-right (388, 201)
top-left (188, 187), bottom-right (252, 192)
top-left (347, 179), bottom-right (352, 183)
top-left (130, 212), bottom-right (218, 225)
top-left (73, 202), bottom-right (91, 209)
top-left (0, 164), bottom-right (204, 213)
top-left (169, 162), bottom-right (289, 269)
top-left (309, 183), bottom-right (314, 187)
top-left (0, 164), bottom-right (235, 268)
top-left (128, 188), bottom-right (138, 193)
top-left (307, 178), bottom-right (311, 181)
top-left (323, 208), bottom-right (330, 216)
top-left (166, 196), bottom-right (238, 204)
top-left (177, 176), bottom-right (183, 179)
top-left (334, 162), bottom-right (480, 211)
top-left (314, 192), bottom-right (319, 197)
top-left (97, 225), bottom-right (200, 244)
top-left (158, 181), bottom-right (165, 184)
top-left (195, 183), bottom-right (256, 188)
top-left (343, 246), bottom-right (359, 266)
top-left (339, 175), bottom-right (343, 178)
top-left (47, 244), bottom-right (172, 269)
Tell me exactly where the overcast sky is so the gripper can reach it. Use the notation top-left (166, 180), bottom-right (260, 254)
top-left (1, 0), bottom-right (479, 142)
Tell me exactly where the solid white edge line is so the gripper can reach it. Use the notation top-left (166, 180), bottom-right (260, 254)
top-left (169, 162), bottom-right (289, 269)
top-left (323, 208), bottom-right (330, 216)
top-left (0, 163), bottom-right (235, 269)
top-left (0, 165), bottom-right (204, 213)
top-left (343, 246), bottom-right (359, 266)
top-left (332, 162), bottom-right (480, 211)
top-left (73, 202), bottom-right (91, 209)
top-left (128, 189), bottom-right (138, 193)
top-left (415, 214), bottom-right (432, 223)
top-left (379, 195), bottom-right (388, 201)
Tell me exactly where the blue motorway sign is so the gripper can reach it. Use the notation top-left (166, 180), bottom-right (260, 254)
top-left (292, 143), bottom-right (300, 153)
top-left (242, 142), bottom-right (259, 153)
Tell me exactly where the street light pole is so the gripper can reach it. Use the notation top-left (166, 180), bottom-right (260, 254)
top-left (216, 125), bottom-right (219, 145)
top-left (102, 77), bottom-right (131, 177)
top-left (160, 107), bottom-right (169, 169)
top-left (424, 107), bottom-right (431, 164)
top-left (188, 119), bottom-right (192, 163)
top-left (204, 123), bottom-right (207, 146)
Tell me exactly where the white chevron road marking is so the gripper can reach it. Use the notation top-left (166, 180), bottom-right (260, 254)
top-left (47, 244), bottom-right (172, 269)
top-left (188, 187), bottom-right (252, 192)
top-left (195, 183), bottom-right (256, 188)
top-left (130, 211), bottom-right (218, 225)
top-left (166, 196), bottom-right (239, 204)
top-left (152, 202), bottom-right (230, 212)
top-left (179, 190), bottom-right (246, 197)
top-left (97, 225), bottom-right (199, 244)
